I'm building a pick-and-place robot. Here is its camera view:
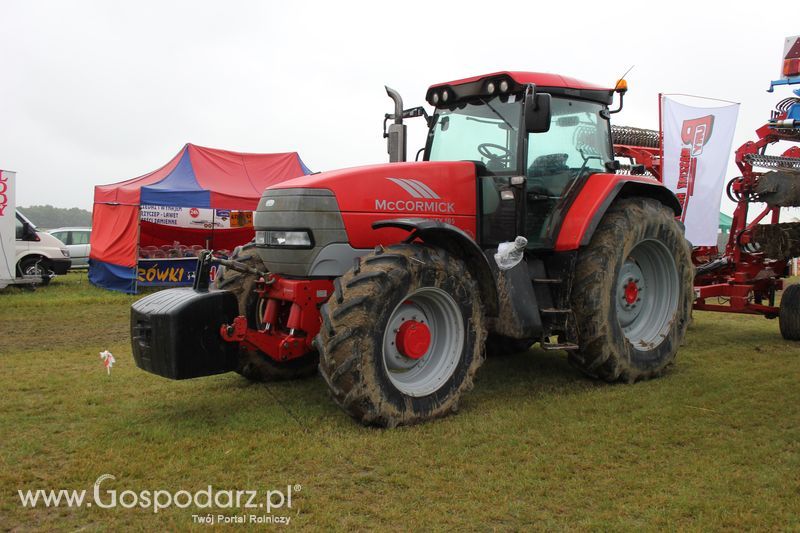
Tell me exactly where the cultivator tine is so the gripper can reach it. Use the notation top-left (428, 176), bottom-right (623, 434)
top-left (745, 154), bottom-right (800, 170)
top-left (611, 125), bottom-right (660, 148)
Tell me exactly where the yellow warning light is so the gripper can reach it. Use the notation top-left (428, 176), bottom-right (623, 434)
top-left (615, 79), bottom-right (628, 93)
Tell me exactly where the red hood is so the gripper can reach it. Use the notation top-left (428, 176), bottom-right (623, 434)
top-left (267, 161), bottom-right (478, 216)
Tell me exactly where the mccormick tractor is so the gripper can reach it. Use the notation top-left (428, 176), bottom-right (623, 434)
top-left (131, 71), bottom-right (693, 427)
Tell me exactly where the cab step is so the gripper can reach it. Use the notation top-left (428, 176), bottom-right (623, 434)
top-left (541, 341), bottom-right (579, 351)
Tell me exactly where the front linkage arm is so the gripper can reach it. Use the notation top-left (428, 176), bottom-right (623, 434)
top-left (193, 250), bottom-right (271, 292)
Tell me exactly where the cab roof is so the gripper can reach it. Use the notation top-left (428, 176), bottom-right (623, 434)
top-left (426, 71), bottom-right (615, 106)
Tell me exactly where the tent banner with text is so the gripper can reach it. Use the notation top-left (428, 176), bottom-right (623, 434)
top-left (139, 205), bottom-right (253, 229)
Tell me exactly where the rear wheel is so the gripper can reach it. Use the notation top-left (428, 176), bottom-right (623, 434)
top-left (317, 244), bottom-right (486, 427)
top-left (570, 197), bottom-right (693, 382)
top-left (779, 284), bottom-right (800, 340)
top-left (213, 243), bottom-right (318, 381)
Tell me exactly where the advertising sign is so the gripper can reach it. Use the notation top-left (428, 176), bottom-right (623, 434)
top-left (661, 97), bottom-right (739, 246)
top-left (137, 258), bottom-right (198, 286)
top-left (140, 205), bottom-right (253, 229)
top-left (0, 170), bottom-right (16, 286)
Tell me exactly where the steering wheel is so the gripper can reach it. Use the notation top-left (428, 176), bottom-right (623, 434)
top-left (478, 143), bottom-right (511, 163)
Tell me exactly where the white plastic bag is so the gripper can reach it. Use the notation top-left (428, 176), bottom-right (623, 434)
top-left (494, 236), bottom-right (528, 270)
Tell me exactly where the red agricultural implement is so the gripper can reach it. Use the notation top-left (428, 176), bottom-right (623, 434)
top-left (612, 42), bottom-right (800, 338)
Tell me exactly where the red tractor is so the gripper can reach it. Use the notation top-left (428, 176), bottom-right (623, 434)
top-left (132, 72), bottom-right (693, 427)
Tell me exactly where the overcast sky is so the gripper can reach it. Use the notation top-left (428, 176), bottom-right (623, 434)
top-left (1, 1), bottom-right (797, 215)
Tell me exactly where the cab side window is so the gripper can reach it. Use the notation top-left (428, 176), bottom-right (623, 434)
top-left (526, 98), bottom-right (610, 197)
top-left (524, 97), bottom-right (612, 247)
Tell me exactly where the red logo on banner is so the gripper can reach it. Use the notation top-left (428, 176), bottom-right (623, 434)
top-left (0, 171), bottom-right (7, 217)
top-left (676, 115), bottom-right (715, 222)
top-left (189, 208), bottom-right (199, 218)
top-left (680, 115), bottom-right (714, 156)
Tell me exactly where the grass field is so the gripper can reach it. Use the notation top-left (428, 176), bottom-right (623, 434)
top-left (2, 272), bottom-right (799, 531)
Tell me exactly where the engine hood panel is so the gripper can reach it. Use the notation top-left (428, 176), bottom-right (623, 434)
top-left (266, 161), bottom-right (477, 217)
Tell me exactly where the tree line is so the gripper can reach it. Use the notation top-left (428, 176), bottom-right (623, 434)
top-left (17, 205), bottom-right (92, 229)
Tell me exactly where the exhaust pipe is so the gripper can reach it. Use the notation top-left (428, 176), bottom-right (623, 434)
top-left (385, 86), bottom-right (407, 162)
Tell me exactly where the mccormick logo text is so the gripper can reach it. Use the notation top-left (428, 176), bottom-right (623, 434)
top-left (676, 115), bottom-right (714, 222)
top-left (376, 178), bottom-right (455, 213)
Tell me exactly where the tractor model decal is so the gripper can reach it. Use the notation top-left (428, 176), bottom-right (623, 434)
top-left (386, 177), bottom-right (441, 199)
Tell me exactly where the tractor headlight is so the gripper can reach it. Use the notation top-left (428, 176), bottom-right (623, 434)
top-left (256, 230), bottom-right (313, 248)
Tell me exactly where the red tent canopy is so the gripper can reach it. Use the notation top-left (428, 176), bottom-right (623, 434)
top-left (89, 144), bottom-right (311, 292)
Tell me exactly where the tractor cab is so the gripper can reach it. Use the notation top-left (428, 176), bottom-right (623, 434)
top-left (420, 72), bottom-right (618, 248)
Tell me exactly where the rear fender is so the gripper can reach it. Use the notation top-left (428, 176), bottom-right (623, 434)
top-left (373, 218), bottom-right (499, 317)
top-left (555, 175), bottom-right (681, 251)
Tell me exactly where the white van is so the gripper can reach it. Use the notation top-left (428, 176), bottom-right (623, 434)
top-left (15, 210), bottom-right (71, 285)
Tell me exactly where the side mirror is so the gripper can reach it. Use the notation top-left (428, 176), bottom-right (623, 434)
top-left (525, 92), bottom-right (551, 133)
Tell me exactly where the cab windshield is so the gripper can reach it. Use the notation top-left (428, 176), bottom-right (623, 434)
top-left (426, 95), bottom-right (522, 174)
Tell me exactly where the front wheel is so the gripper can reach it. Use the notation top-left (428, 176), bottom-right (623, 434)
top-left (569, 197), bottom-right (693, 382)
top-left (317, 244), bottom-right (486, 427)
top-left (18, 257), bottom-right (52, 285)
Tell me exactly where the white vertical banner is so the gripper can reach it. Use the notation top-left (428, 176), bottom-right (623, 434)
top-left (661, 96), bottom-right (739, 246)
top-left (0, 170), bottom-right (16, 283)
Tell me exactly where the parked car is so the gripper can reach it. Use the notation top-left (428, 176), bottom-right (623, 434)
top-left (48, 227), bottom-right (91, 268)
top-left (15, 211), bottom-right (71, 284)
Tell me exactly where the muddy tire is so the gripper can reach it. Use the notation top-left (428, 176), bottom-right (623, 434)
top-left (569, 197), bottom-right (693, 382)
top-left (213, 243), bottom-right (318, 381)
top-left (779, 284), bottom-right (800, 340)
top-left (485, 334), bottom-right (533, 357)
top-left (316, 244), bottom-right (486, 427)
